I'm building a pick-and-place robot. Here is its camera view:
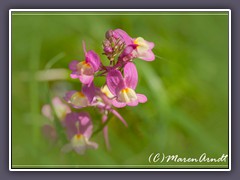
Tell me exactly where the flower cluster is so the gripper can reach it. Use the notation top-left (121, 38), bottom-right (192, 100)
top-left (41, 29), bottom-right (155, 154)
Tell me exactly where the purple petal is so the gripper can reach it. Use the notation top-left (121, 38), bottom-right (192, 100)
top-left (65, 112), bottom-right (93, 140)
top-left (78, 112), bottom-right (93, 139)
top-left (69, 60), bottom-right (79, 71)
top-left (137, 94), bottom-right (147, 103)
top-left (112, 99), bottom-right (126, 108)
top-left (118, 45), bottom-right (135, 62)
top-left (109, 109), bottom-right (128, 127)
top-left (124, 62), bottom-right (138, 89)
top-left (82, 82), bottom-right (96, 103)
top-left (114, 29), bottom-right (133, 45)
top-left (106, 70), bottom-right (125, 96)
top-left (86, 50), bottom-right (100, 72)
top-left (79, 74), bottom-right (94, 85)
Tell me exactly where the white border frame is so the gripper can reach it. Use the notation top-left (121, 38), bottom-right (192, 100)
top-left (9, 9), bottom-right (231, 172)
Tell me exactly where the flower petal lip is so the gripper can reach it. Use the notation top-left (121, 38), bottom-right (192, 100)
top-left (107, 70), bottom-right (126, 96)
top-left (137, 94), bottom-right (147, 103)
top-left (124, 62), bottom-right (138, 90)
top-left (111, 99), bottom-right (126, 108)
top-left (137, 49), bottom-right (155, 61)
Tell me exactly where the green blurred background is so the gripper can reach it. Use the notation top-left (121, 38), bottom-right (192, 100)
top-left (11, 11), bottom-right (229, 168)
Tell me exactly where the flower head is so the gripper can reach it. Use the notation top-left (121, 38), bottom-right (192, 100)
top-left (107, 62), bottom-right (147, 108)
top-left (69, 41), bottom-right (100, 85)
top-left (114, 29), bottom-right (155, 61)
top-left (61, 112), bottom-right (98, 155)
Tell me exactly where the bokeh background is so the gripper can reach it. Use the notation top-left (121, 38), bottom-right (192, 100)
top-left (11, 11), bottom-right (229, 168)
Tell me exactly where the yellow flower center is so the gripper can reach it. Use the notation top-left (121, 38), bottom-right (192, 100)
top-left (70, 92), bottom-right (88, 107)
top-left (118, 88), bottom-right (137, 103)
top-left (77, 61), bottom-right (93, 75)
top-left (133, 37), bottom-right (149, 56)
top-left (101, 85), bottom-right (114, 98)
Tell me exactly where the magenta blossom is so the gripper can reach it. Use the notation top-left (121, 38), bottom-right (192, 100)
top-left (114, 29), bottom-right (155, 61)
top-left (61, 112), bottom-right (98, 155)
top-left (107, 62), bottom-right (147, 108)
top-left (69, 42), bottom-right (100, 85)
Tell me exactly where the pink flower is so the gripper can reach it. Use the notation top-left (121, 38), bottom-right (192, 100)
top-left (61, 112), bottom-right (98, 155)
top-left (114, 29), bottom-right (155, 61)
top-left (69, 42), bottom-right (100, 85)
top-left (107, 62), bottom-right (147, 108)
top-left (63, 82), bottom-right (97, 108)
top-left (41, 97), bottom-right (71, 143)
top-left (42, 97), bottom-right (71, 122)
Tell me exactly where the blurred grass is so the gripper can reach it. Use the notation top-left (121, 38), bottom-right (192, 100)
top-left (11, 12), bottom-right (229, 168)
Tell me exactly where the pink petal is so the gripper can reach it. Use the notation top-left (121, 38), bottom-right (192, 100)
top-left (124, 62), bottom-right (138, 89)
top-left (111, 99), bottom-right (126, 108)
top-left (70, 72), bottom-right (79, 79)
top-left (109, 109), bottom-right (128, 127)
top-left (137, 94), bottom-right (147, 103)
top-left (137, 50), bottom-right (155, 61)
top-left (148, 41), bottom-right (155, 49)
top-left (65, 112), bottom-right (93, 140)
top-left (86, 50), bottom-right (100, 72)
top-left (69, 60), bottom-right (79, 71)
top-left (106, 70), bottom-right (125, 96)
top-left (114, 29), bottom-right (133, 45)
top-left (127, 100), bottom-right (139, 107)
top-left (118, 45), bottom-right (135, 62)
top-left (82, 82), bottom-right (96, 103)
top-left (79, 74), bottom-right (94, 85)
top-left (41, 104), bottom-right (53, 120)
top-left (79, 112), bottom-right (93, 139)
